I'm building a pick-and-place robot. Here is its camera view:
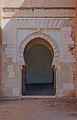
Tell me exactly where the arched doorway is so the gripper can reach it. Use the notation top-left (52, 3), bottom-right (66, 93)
top-left (22, 38), bottom-right (56, 96)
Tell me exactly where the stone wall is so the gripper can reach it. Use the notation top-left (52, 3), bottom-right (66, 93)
top-left (3, 0), bottom-right (75, 7)
top-left (2, 0), bottom-right (76, 97)
top-left (75, 0), bottom-right (77, 97)
top-left (0, 0), bottom-right (2, 96)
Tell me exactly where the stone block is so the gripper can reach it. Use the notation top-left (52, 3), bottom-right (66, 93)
top-left (13, 88), bottom-right (20, 96)
top-left (5, 87), bottom-right (13, 96)
top-left (8, 65), bottom-right (13, 72)
top-left (63, 89), bottom-right (75, 97)
top-left (63, 83), bottom-right (74, 90)
top-left (56, 89), bottom-right (63, 97)
top-left (9, 72), bottom-right (15, 78)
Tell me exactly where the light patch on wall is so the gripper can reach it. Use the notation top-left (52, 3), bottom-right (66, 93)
top-left (3, 12), bottom-right (15, 18)
top-left (63, 83), bottom-right (74, 90)
top-left (9, 72), bottom-right (15, 78)
top-left (2, 19), bottom-right (10, 29)
top-left (3, 0), bottom-right (25, 7)
top-left (13, 88), bottom-right (20, 96)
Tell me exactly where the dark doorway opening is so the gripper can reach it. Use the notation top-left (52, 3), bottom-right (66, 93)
top-left (22, 39), bottom-right (56, 96)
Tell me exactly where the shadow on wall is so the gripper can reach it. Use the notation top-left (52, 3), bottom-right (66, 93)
top-left (0, 27), bottom-right (2, 96)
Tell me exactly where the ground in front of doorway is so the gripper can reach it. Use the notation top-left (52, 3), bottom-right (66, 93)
top-left (0, 98), bottom-right (77, 120)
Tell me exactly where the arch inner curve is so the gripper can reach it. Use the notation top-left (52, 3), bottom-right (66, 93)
top-left (19, 32), bottom-right (58, 66)
top-left (22, 37), bottom-right (56, 96)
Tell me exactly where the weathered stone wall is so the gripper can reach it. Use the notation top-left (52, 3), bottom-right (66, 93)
top-left (2, 0), bottom-right (76, 97)
top-left (0, 0), bottom-right (2, 96)
top-left (75, 0), bottom-right (77, 97)
top-left (3, 0), bottom-right (75, 7)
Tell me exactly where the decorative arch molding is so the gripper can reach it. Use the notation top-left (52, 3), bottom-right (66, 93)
top-left (19, 32), bottom-right (59, 66)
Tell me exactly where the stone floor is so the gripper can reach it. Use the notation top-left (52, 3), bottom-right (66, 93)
top-left (0, 98), bottom-right (77, 120)
top-left (26, 83), bottom-right (55, 95)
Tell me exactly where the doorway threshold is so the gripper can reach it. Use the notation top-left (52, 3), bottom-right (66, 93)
top-left (21, 95), bottom-right (56, 99)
